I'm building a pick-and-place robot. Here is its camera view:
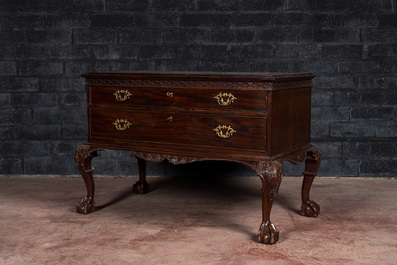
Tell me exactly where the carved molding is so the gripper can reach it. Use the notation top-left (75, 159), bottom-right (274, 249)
top-left (86, 78), bottom-right (311, 90)
top-left (86, 79), bottom-right (273, 89)
top-left (273, 80), bottom-right (312, 88)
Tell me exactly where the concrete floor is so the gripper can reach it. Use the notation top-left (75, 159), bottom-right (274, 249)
top-left (0, 175), bottom-right (396, 265)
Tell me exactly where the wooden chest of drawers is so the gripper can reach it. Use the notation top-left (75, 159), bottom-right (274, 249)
top-left (74, 72), bottom-right (321, 245)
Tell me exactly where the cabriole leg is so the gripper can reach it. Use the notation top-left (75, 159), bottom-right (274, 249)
top-left (301, 147), bottom-right (322, 217)
top-left (256, 160), bottom-right (284, 245)
top-left (74, 145), bottom-right (100, 214)
top-left (132, 156), bottom-right (149, 194)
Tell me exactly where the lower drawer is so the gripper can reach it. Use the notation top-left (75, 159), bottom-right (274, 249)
top-left (89, 108), bottom-right (266, 151)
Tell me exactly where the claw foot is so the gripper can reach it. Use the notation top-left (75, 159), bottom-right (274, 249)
top-left (258, 221), bottom-right (279, 245)
top-left (301, 200), bottom-right (320, 217)
top-left (132, 181), bottom-right (149, 194)
top-left (76, 197), bottom-right (95, 214)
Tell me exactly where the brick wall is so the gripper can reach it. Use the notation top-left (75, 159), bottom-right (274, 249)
top-left (1, 0), bottom-right (396, 177)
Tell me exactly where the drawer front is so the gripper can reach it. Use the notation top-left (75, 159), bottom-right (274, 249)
top-left (89, 108), bottom-right (266, 151)
top-left (89, 86), bottom-right (267, 112)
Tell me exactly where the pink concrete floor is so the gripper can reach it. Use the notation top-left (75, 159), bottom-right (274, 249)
top-left (0, 175), bottom-right (396, 264)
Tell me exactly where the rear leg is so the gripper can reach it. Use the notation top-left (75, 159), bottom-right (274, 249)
top-left (301, 147), bottom-right (321, 217)
top-left (132, 156), bottom-right (149, 194)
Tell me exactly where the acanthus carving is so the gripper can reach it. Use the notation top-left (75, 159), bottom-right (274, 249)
top-left (254, 160), bottom-right (284, 198)
top-left (131, 151), bottom-right (205, 165)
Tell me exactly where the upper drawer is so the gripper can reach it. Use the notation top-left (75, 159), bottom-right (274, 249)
top-left (89, 86), bottom-right (267, 112)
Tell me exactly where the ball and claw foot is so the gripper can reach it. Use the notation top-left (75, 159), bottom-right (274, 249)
top-left (301, 200), bottom-right (320, 217)
top-left (258, 221), bottom-right (279, 245)
top-left (132, 181), bottom-right (150, 194)
top-left (76, 197), bottom-right (95, 214)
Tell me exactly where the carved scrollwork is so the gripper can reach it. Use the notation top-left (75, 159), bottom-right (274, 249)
top-left (132, 151), bottom-right (202, 165)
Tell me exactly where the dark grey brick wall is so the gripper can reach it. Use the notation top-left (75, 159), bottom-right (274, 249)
top-left (1, 0), bottom-right (396, 177)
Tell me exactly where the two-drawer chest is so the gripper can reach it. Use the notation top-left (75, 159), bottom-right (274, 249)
top-left (74, 72), bottom-right (321, 245)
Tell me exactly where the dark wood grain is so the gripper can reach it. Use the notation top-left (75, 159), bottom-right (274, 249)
top-left (89, 108), bottom-right (266, 151)
top-left (89, 86), bottom-right (267, 112)
top-left (75, 71), bottom-right (321, 245)
top-left (268, 86), bottom-right (311, 155)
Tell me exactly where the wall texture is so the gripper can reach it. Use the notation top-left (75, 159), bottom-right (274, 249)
top-left (1, 0), bottom-right (396, 177)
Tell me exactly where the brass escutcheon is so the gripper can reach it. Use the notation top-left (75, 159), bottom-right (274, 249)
top-left (113, 119), bottom-right (132, 131)
top-left (214, 92), bottom-right (237, 106)
top-left (213, 125), bottom-right (236, 139)
top-left (113, 90), bottom-right (132, 102)
top-left (167, 92), bottom-right (174, 98)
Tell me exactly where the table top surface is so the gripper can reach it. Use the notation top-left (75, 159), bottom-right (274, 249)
top-left (82, 71), bottom-right (314, 82)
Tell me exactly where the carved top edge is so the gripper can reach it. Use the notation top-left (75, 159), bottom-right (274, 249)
top-left (85, 78), bottom-right (312, 90)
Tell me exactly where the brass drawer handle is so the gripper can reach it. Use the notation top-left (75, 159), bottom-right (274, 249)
top-left (113, 90), bottom-right (132, 102)
top-left (214, 92), bottom-right (237, 106)
top-left (213, 125), bottom-right (236, 139)
top-left (167, 92), bottom-right (174, 98)
top-left (113, 119), bottom-right (132, 131)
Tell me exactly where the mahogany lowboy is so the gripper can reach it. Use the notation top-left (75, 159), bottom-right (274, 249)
top-left (74, 71), bottom-right (321, 245)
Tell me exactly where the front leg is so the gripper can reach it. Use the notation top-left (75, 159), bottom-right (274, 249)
top-left (256, 160), bottom-right (284, 245)
top-left (301, 147), bottom-right (321, 217)
top-left (74, 144), bottom-right (101, 214)
top-left (132, 156), bottom-right (149, 194)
